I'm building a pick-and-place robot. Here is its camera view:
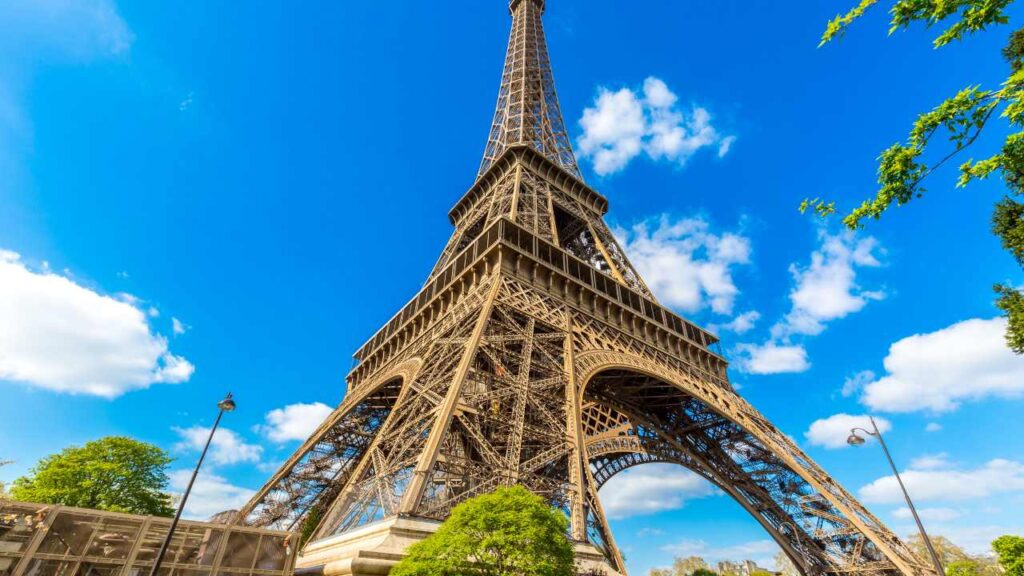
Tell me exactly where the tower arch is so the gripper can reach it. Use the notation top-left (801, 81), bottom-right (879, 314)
top-left (576, 353), bottom-right (925, 576)
top-left (232, 0), bottom-right (931, 573)
top-left (238, 359), bottom-right (422, 533)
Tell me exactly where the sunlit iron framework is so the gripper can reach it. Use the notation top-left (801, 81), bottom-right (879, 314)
top-left (0, 501), bottom-right (296, 576)
top-left (236, 1), bottom-right (933, 575)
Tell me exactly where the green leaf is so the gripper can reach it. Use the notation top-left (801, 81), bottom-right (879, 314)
top-left (11, 436), bottom-right (175, 517)
top-left (390, 486), bottom-right (576, 576)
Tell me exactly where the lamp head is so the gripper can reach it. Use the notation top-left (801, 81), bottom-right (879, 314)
top-left (847, 432), bottom-right (866, 446)
top-left (218, 392), bottom-right (236, 412)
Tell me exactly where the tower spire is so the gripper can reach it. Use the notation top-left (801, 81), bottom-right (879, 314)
top-left (237, 5), bottom-right (933, 576)
top-left (478, 0), bottom-right (582, 181)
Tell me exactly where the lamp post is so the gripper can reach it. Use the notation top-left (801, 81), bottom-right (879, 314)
top-left (149, 393), bottom-right (236, 576)
top-left (847, 416), bottom-right (944, 576)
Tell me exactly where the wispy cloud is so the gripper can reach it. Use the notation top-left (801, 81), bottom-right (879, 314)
top-left (173, 425), bottom-right (263, 466)
top-left (892, 507), bottom-right (963, 522)
top-left (172, 317), bottom-right (189, 336)
top-left (734, 230), bottom-right (883, 375)
top-left (577, 77), bottom-right (734, 176)
top-left (598, 463), bottom-right (718, 519)
top-left (841, 370), bottom-right (876, 398)
top-left (860, 458), bottom-right (1024, 504)
top-left (0, 0), bottom-right (133, 177)
top-left (661, 538), bottom-right (780, 569)
top-left (168, 469), bottom-right (254, 520)
top-left (708, 310), bottom-right (761, 335)
top-left (771, 231), bottom-right (884, 339)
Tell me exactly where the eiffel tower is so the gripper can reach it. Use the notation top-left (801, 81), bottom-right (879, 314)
top-left (235, 2), bottom-right (932, 575)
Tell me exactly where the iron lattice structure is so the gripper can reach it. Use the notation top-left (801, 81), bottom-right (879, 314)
top-left (237, 1), bottom-right (932, 575)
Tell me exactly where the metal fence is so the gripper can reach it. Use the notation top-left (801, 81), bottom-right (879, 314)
top-left (0, 501), bottom-right (297, 576)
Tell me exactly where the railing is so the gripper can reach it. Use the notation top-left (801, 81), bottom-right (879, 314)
top-left (0, 501), bottom-right (297, 576)
top-left (352, 218), bottom-right (722, 367)
top-left (497, 220), bottom-right (720, 352)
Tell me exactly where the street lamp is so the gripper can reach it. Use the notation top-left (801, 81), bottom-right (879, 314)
top-left (847, 416), bottom-right (944, 576)
top-left (149, 392), bottom-right (236, 576)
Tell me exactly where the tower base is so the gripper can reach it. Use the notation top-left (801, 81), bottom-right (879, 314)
top-left (298, 516), bottom-right (622, 576)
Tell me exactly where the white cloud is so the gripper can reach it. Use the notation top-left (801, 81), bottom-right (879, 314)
top-left (908, 453), bottom-right (952, 471)
top-left (734, 231), bottom-right (882, 375)
top-left (733, 342), bottom-right (809, 375)
top-left (577, 87), bottom-right (645, 175)
top-left (892, 507), bottom-right (962, 522)
top-left (860, 317), bottom-right (1024, 413)
top-left (773, 231), bottom-right (884, 339)
top-left (173, 425), bottom-right (263, 466)
top-left (577, 77), bottom-right (734, 176)
top-left (168, 469), bottom-right (254, 521)
top-left (841, 370), bottom-right (875, 398)
top-left (616, 215), bottom-right (751, 315)
top-left (116, 292), bottom-right (140, 305)
top-left (172, 317), bottom-right (189, 336)
top-left (902, 524), bottom-right (1024, 556)
top-left (0, 0), bottom-right (132, 59)
top-left (804, 413), bottom-right (891, 449)
top-left (598, 463), bottom-right (717, 519)
top-left (661, 539), bottom-right (780, 568)
top-left (925, 422), bottom-right (943, 433)
top-left (859, 458), bottom-right (1024, 504)
top-left (0, 0), bottom-right (132, 178)
top-left (709, 311), bottom-right (761, 335)
top-left (258, 402), bottom-right (333, 443)
top-left (718, 135), bottom-right (737, 157)
top-left (0, 250), bottom-right (194, 397)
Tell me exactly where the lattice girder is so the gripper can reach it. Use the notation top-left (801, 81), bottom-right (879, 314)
top-left (479, 0), bottom-right (580, 180)
top-left (432, 148), bottom-right (653, 300)
top-left (240, 217), bottom-right (928, 575)
top-left (237, 1), bottom-right (929, 573)
top-left (574, 350), bottom-right (932, 576)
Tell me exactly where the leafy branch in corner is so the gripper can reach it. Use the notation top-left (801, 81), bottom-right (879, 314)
top-left (804, 0), bottom-right (1024, 353)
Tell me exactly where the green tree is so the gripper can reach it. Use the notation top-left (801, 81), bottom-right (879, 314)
top-left (805, 0), bottom-right (1024, 352)
top-left (11, 436), bottom-right (174, 516)
top-left (389, 485), bottom-right (575, 576)
top-left (672, 556), bottom-right (711, 576)
top-left (946, 558), bottom-right (986, 576)
top-left (993, 535), bottom-right (1024, 576)
top-left (690, 569), bottom-right (718, 576)
top-left (907, 534), bottom-right (973, 566)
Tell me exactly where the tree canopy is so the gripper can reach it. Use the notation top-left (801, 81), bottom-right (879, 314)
top-left (804, 0), bottom-right (1024, 353)
top-left (389, 485), bottom-right (575, 576)
top-left (993, 535), bottom-right (1024, 576)
top-left (11, 436), bottom-right (174, 517)
top-left (672, 556), bottom-right (710, 576)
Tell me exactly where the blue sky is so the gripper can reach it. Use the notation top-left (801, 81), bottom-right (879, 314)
top-left (1, 0), bottom-right (1023, 574)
